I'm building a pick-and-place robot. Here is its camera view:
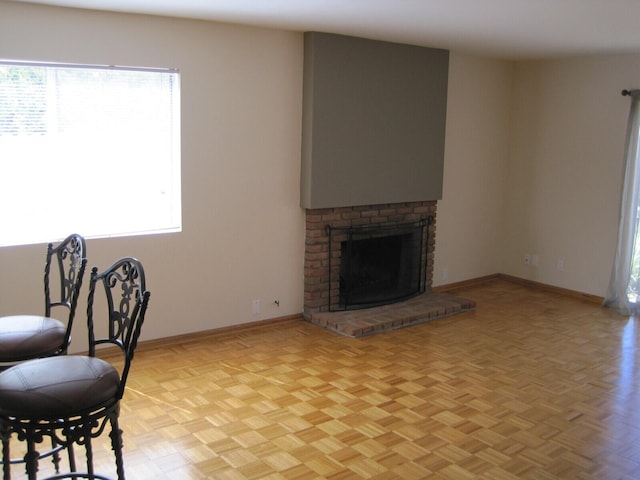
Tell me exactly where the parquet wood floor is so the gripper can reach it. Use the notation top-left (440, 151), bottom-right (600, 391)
top-left (6, 279), bottom-right (640, 479)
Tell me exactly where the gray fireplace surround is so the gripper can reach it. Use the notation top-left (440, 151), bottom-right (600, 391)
top-left (300, 32), bottom-right (449, 209)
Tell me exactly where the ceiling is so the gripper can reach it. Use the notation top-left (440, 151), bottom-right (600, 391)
top-left (13, 0), bottom-right (640, 59)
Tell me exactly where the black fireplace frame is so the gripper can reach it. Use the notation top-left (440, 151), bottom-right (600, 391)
top-left (325, 217), bottom-right (432, 311)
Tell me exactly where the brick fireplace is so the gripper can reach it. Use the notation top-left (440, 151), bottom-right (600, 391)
top-left (303, 200), bottom-right (437, 318)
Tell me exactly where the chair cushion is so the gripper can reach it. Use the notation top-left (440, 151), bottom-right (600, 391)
top-left (0, 356), bottom-right (120, 419)
top-left (0, 315), bottom-right (66, 360)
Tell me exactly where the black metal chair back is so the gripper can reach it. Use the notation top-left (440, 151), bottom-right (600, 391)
top-left (43, 233), bottom-right (88, 354)
top-left (87, 257), bottom-right (150, 399)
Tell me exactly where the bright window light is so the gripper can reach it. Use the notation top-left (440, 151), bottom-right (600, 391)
top-left (0, 61), bottom-right (181, 247)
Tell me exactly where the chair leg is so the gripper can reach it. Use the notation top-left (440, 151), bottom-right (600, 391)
top-left (84, 435), bottom-right (95, 479)
top-left (67, 441), bottom-right (76, 474)
top-left (109, 415), bottom-right (125, 480)
top-left (50, 438), bottom-right (61, 473)
top-left (24, 442), bottom-right (38, 480)
top-left (1, 421), bottom-right (10, 480)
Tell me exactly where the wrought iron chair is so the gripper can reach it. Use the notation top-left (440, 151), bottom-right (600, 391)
top-left (0, 257), bottom-right (151, 480)
top-left (0, 233), bottom-right (87, 365)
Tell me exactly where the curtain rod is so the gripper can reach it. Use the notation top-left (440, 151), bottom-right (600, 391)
top-left (622, 89), bottom-right (640, 97)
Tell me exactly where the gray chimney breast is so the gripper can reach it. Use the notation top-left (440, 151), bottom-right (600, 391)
top-left (300, 32), bottom-right (449, 209)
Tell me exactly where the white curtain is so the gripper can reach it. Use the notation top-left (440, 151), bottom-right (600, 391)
top-left (604, 90), bottom-right (640, 314)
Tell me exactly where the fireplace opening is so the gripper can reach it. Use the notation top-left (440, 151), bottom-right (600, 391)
top-left (327, 220), bottom-right (428, 311)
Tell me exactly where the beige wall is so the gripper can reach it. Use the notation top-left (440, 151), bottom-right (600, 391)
top-left (0, 2), bottom-right (637, 352)
top-left (0, 2), bottom-right (305, 352)
top-left (502, 55), bottom-right (640, 295)
top-left (434, 53), bottom-right (640, 297)
top-left (433, 53), bottom-right (512, 286)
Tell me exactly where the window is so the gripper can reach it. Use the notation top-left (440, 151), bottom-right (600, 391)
top-left (0, 61), bottom-right (181, 247)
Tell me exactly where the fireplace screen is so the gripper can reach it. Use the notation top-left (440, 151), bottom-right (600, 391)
top-left (327, 220), bottom-right (428, 311)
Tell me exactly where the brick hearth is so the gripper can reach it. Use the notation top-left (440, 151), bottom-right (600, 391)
top-left (308, 291), bottom-right (476, 338)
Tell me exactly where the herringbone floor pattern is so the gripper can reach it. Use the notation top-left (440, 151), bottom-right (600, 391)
top-left (6, 279), bottom-right (640, 479)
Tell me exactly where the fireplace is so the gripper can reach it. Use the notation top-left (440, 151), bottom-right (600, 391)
top-left (303, 201), bottom-right (436, 318)
top-left (298, 34), bottom-right (469, 334)
top-left (328, 219), bottom-right (429, 311)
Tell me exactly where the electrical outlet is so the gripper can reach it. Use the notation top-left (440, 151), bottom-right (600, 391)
top-left (524, 254), bottom-right (531, 265)
top-left (557, 259), bottom-right (565, 271)
top-left (251, 299), bottom-right (260, 315)
top-left (531, 254), bottom-right (539, 267)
